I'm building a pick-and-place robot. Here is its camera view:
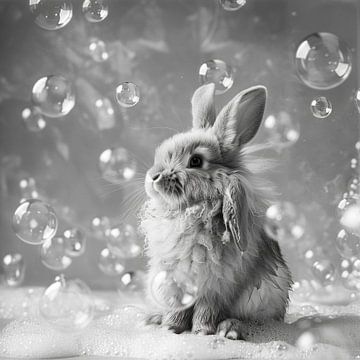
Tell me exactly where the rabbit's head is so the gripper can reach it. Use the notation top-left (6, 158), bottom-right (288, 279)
top-left (145, 83), bottom-right (267, 210)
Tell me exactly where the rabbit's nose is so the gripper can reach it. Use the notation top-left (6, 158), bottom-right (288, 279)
top-left (152, 173), bottom-right (162, 182)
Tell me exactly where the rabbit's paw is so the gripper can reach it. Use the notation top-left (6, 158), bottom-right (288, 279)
top-left (144, 312), bottom-right (163, 326)
top-left (163, 308), bottom-right (193, 334)
top-left (192, 302), bottom-right (219, 335)
top-left (216, 318), bottom-right (245, 340)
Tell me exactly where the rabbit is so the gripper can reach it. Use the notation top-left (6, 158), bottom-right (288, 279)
top-left (139, 83), bottom-right (292, 340)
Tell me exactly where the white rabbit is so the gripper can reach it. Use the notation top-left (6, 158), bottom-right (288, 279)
top-left (140, 83), bottom-right (292, 340)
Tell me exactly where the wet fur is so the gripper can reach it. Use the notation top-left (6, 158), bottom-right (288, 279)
top-left (140, 84), bottom-right (292, 339)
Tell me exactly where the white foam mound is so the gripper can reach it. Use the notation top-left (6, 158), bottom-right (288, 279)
top-left (0, 287), bottom-right (359, 359)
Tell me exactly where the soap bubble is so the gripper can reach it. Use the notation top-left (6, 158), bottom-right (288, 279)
top-left (117, 271), bottom-right (145, 293)
top-left (82, 0), bottom-right (108, 23)
top-left (311, 259), bottom-right (336, 285)
top-left (89, 38), bottom-right (109, 62)
top-left (264, 201), bottom-right (306, 244)
top-left (98, 248), bottom-right (125, 276)
top-left (39, 275), bottom-right (94, 331)
top-left (310, 96), bottom-right (332, 118)
top-left (31, 75), bottom-right (75, 118)
top-left (2, 253), bottom-right (25, 287)
top-left (295, 32), bottom-right (352, 90)
top-left (41, 236), bottom-right (72, 271)
top-left (21, 107), bottom-right (47, 132)
top-left (336, 229), bottom-right (360, 259)
top-left (199, 59), bottom-right (233, 95)
top-left (355, 89), bottom-right (360, 113)
top-left (18, 176), bottom-right (39, 200)
top-left (29, 0), bottom-right (73, 30)
top-left (337, 196), bottom-right (358, 217)
top-left (342, 269), bottom-right (360, 291)
top-left (91, 216), bottom-right (111, 238)
top-left (115, 82), bottom-right (140, 108)
top-left (105, 223), bottom-right (141, 258)
top-left (347, 175), bottom-right (359, 198)
top-left (263, 111), bottom-right (300, 149)
top-left (219, 0), bottom-right (246, 11)
top-left (94, 98), bottom-right (115, 130)
top-left (12, 199), bottom-right (58, 245)
top-left (99, 147), bottom-right (137, 184)
top-left (150, 270), bottom-right (198, 310)
top-left (63, 228), bottom-right (86, 257)
top-left (340, 203), bottom-right (360, 236)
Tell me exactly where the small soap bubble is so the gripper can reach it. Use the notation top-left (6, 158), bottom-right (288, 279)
top-left (277, 344), bottom-right (288, 351)
top-left (91, 216), bottom-right (111, 238)
top-left (63, 228), bottom-right (86, 257)
top-left (2, 253), bottom-right (25, 287)
top-left (337, 195), bottom-right (358, 216)
top-left (342, 269), bottom-right (360, 291)
top-left (105, 223), bottom-right (141, 258)
top-left (199, 59), bottom-right (233, 95)
top-left (296, 331), bottom-right (317, 350)
top-left (115, 82), bottom-right (140, 108)
top-left (117, 271), bottom-right (145, 293)
top-left (41, 236), bottom-right (72, 271)
top-left (219, 0), bottom-right (246, 11)
top-left (310, 96), bottom-right (332, 118)
top-left (39, 275), bottom-right (94, 331)
top-left (12, 199), bottom-right (58, 245)
top-left (263, 112), bottom-right (300, 149)
top-left (355, 89), bottom-right (360, 113)
top-left (150, 270), bottom-right (198, 310)
top-left (265, 201), bottom-right (306, 243)
top-left (82, 0), bottom-right (108, 23)
top-left (21, 107), bottom-right (46, 132)
top-left (98, 248), bottom-right (125, 276)
top-left (99, 147), bottom-right (137, 184)
top-left (311, 259), bottom-right (335, 285)
top-left (29, 0), bottom-right (73, 30)
top-left (89, 38), bottom-right (109, 62)
top-left (336, 229), bottom-right (360, 259)
top-left (18, 176), bottom-right (39, 200)
top-left (340, 203), bottom-right (360, 236)
top-left (31, 75), bottom-right (75, 118)
top-left (350, 158), bottom-right (358, 169)
top-left (295, 32), bottom-right (352, 90)
top-left (94, 97), bottom-right (115, 130)
top-left (347, 175), bottom-right (359, 198)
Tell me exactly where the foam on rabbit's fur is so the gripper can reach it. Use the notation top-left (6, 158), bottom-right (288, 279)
top-left (0, 287), bottom-right (359, 359)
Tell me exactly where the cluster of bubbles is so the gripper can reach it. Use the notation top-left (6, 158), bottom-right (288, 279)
top-left (29, 0), bottom-right (108, 31)
top-left (21, 107), bottom-right (47, 132)
top-left (88, 38), bottom-right (109, 62)
top-left (98, 147), bottom-right (137, 184)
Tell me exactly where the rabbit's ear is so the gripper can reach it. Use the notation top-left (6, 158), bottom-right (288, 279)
top-left (222, 178), bottom-right (249, 252)
top-left (191, 83), bottom-right (216, 129)
top-left (213, 86), bottom-right (266, 150)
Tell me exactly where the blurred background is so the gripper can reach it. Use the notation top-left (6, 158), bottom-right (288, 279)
top-left (0, 0), bottom-right (359, 294)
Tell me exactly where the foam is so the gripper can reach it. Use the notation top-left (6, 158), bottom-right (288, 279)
top-left (0, 287), bottom-right (359, 359)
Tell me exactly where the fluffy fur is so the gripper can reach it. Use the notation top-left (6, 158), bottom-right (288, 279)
top-left (140, 83), bottom-right (292, 339)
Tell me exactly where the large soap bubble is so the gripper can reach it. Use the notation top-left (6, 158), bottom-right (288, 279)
top-left (295, 32), bottom-right (352, 90)
top-left (31, 75), bottom-right (75, 118)
top-left (12, 199), bottom-right (58, 245)
top-left (39, 275), bottom-right (94, 331)
top-left (29, 0), bottom-right (73, 30)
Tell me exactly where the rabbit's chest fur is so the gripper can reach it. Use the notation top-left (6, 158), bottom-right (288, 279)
top-left (141, 199), bottom-right (245, 296)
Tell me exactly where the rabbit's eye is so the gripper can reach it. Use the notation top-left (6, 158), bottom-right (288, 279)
top-left (188, 155), bottom-right (203, 168)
